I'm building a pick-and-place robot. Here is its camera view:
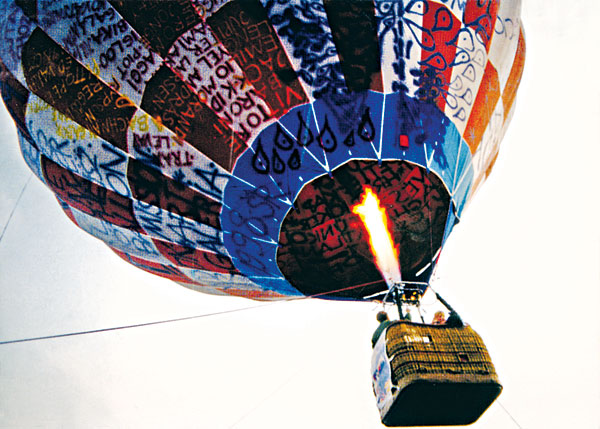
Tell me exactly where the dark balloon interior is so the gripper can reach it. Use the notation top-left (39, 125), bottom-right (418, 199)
top-left (277, 160), bottom-right (450, 299)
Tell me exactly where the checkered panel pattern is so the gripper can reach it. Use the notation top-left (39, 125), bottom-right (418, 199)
top-left (0, 0), bottom-right (525, 300)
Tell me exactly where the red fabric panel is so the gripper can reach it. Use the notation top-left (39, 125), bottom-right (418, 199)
top-left (127, 158), bottom-right (222, 229)
top-left (463, 0), bottom-right (499, 52)
top-left (153, 238), bottom-right (239, 274)
top-left (41, 156), bottom-right (143, 232)
top-left (421, 2), bottom-right (460, 111)
top-left (502, 28), bottom-right (526, 120)
top-left (111, 247), bottom-right (194, 283)
top-left (464, 62), bottom-right (500, 153)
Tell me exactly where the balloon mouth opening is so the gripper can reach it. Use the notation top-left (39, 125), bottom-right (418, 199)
top-left (275, 159), bottom-right (451, 300)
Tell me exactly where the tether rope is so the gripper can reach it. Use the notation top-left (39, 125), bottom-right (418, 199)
top-left (0, 278), bottom-right (387, 345)
top-left (1, 273), bottom-right (528, 429)
top-left (0, 173), bottom-right (32, 245)
top-left (498, 400), bottom-right (525, 429)
top-left (0, 303), bottom-right (273, 345)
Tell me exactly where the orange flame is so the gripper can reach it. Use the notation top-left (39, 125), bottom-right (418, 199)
top-left (352, 187), bottom-right (401, 288)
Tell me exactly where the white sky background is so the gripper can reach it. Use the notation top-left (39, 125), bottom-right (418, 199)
top-left (1, 1), bottom-right (599, 428)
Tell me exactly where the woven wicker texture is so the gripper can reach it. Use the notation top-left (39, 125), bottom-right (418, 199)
top-left (385, 321), bottom-right (499, 386)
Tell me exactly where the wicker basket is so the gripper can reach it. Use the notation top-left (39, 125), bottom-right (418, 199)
top-left (380, 321), bottom-right (502, 426)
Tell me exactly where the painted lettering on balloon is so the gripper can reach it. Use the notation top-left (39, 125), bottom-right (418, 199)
top-left (165, 20), bottom-right (273, 142)
top-left (108, 0), bottom-right (201, 57)
top-left (167, 30), bottom-right (221, 90)
top-left (190, 163), bottom-right (228, 201)
top-left (262, 0), bottom-right (346, 98)
top-left (39, 0), bottom-right (162, 102)
top-left (168, 23), bottom-right (216, 65)
top-left (277, 209), bottom-right (372, 297)
top-left (153, 238), bottom-right (239, 274)
top-left (55, 121), bottom-right (95, 141)
top-left (22, 29), bottom-right (136, 151)
top-left (128, 158), bottom-right (222, 229)
top-left (228, 207), bottom-right (270, 239)
top-left (199, 74), bottom-right (271, 137)
top-left (34, 127), bottom-right (77, 174)
top-left (17, 130), bottom-right (44, 179)
top-left (184, 44), bottom-right (230, 82)
top-left (132, 132), bottom-right (195, 168)
top-left (132, 201), bottom-right (168, 241)
top-left (207, 0), bottom-right (308, 118)
top-left (2, 3), bottom-right (35, 72)
top-left (141, 64), bottom-right (246, 171)
top-left (80, 215), bottom-right (160, 258)
top-left (312, 218), bottom-right (357, 256)
top-left (228, 233), bottom-right (271, 276)
top-left (97, 33), bottom-right (157, 93)
top-left (96, 142), bottom-right (130, 196)
top-left (239, 185), bottom-right (286, 219)
top-left (41, 1), bottom-right (113, 61)
top-left (170, 220), bottom-right (225, 255)
top-left (32, 121), bottom-right (131, 198)
top-left (90, 19), bottom-right (128, 44)
top-left (112, 247), bottom-right (193, 283)
top-left (132, 199), bottom-right (225, 254)
top-left (224, 184), bottom-right (290, 276)
top-left (344, 161), bottom-right (398, 194)
top-left (41, 155), bottom-right (142, 231)
top-left (276, 160), bottom-right (451, 298)
top-left (0, 58), bottom-right (32, 144)
top-left (293, 185), bottom-right (352, 231)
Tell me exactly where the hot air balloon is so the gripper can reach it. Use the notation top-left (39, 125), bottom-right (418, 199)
top-left (0, 0), bottom-right (525, 425)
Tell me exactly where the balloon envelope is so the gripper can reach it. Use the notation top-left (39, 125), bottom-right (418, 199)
top-left (0, 0), bottom-right (525, 300)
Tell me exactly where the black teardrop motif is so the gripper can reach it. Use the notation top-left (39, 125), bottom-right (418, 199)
top-left (287, 148), bottom-right (301, 170)
top-left (343, 131), bottom-right (355, 147)
top-left (252, 140), bottom-right (270, 174)
top-left (296, 112), bottom-right (314, 146)
top-left (274, 123), bottom-right (295, 150)
top-left (358, 107), bottom-right (375, 142)
top-left (272, 148), bottom-right (285, 174)
top-left (317, 117), bottom-right (337, 153)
